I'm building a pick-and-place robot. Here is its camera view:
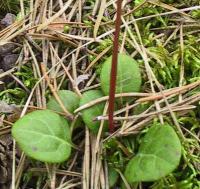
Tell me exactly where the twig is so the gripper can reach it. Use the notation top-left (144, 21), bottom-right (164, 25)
top-left (74, 92), bottom-right (150, 113)
top-left (179, 24), bottom-right (184, 102)
top-left (137, 80), bottom-right (200, 103)
top-left (97, 105), bottom-right (195, 121)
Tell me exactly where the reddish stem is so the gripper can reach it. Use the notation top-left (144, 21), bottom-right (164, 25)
top-left (108, 0), bottom-right (123, 133)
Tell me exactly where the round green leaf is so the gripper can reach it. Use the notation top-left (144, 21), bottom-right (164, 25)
top-left (12, 110), bottom-right (71, 163)
top-left (100, 53), bottom-right (142, 96)
top-left (47, 90), bottom-right (80, 113)
top-left (79, 90), bottom-right (107, 134)
top-left (125, 124), bottom-right (182, 183)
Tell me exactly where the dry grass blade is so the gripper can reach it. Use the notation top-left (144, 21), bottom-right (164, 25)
top-left (93, 0), bottom-right (107, 38)
top-left (82, 128), bottom-right (90, 189)
top-left (137, 80), bottom-right (200, 103)
top-left (85, 46), bottom-right (111, 73)
top-left (40, 63), bottom-right (73, 119)
top-left (74, 92), bottom-right (151, 113)
top-left (98, 105), bottom-right (196, 121)
top-left (37, 0), bottom-right (74, 31)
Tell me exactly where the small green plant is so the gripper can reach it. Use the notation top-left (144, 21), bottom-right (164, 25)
top-left (12, 110), bottom-right (72, 163)
top-left (0, 87), bottom-right (27, 104)
top-left (78, 53), bottom-right (142, 133)
top-left (124, 123), bottom-right (182, 184)
top-left (79, 90), bottom-right (107, 134)
top-left (15, 65), bottom-right (38, 89)
top-left (100, 53), bottom-right (142, 97)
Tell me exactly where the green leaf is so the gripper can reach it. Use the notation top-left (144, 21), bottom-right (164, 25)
top-left (12, 110), bottom-right (71, 163)
top-left (79, 90), bottom-right (107, 134)
top-left (108, 166), bottom-right (119, 188)
top-left (100, 53), bottom-right (142, 96)
top-left (125, 124), bottom-right (182, 183)
top-left (47, 90), bottom-right (80, 114)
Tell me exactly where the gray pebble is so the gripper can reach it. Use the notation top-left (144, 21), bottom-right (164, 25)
top-left (0, 54), bottom-right (18, 71)
top-left (0, 43), bottom-right (16, 55)
top-left (1, 13), bottom-right (16, 27)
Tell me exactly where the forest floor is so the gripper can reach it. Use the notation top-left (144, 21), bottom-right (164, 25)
top-left (0, 0), bottom-right (200, 189)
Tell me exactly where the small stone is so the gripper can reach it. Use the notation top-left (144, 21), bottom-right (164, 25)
top-left (0, 141), bottom-right (9, 184)
top-left (0, 137), bottom-right (13, 188)
top-left (0, 54), bottom-right (18, 71)
top-left (0, 43), bottom-right (16, 55)
top-left (1, 13), bottom-right (16, 27)
top-left (0, 165), bottom-right (8, 184)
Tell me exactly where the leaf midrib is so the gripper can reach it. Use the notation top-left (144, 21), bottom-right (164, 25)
top-left (16, 129), bottom-right (71, 146)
